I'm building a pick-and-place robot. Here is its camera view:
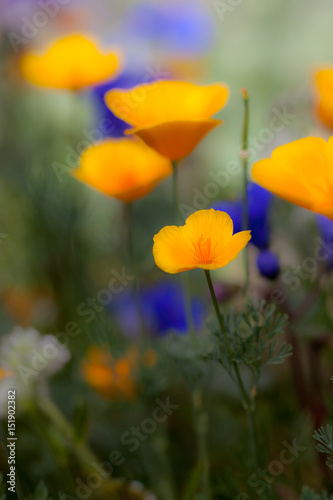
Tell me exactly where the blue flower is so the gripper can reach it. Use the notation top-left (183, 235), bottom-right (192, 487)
top-left (212, 183), bottom-right (280, 279)
top-left (91, 72), bottom-right (150, 138)
top-left (212, 183), bottom-right (272, 250)
top-left (90, 0), bottom-right (215, 137)
top-left (317, 215), bottom-right (333, 268)
top-left (111, 281), bottom-right (205, 337)
top-left (257, 250), bottom-right (280, 280)
top-left (124, 1), bottom-right (214, 55)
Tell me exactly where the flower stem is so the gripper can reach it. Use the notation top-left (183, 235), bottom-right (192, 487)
top-left (240, 88), bottom-right (250, 300)
top-left (37, 396), bottom-right (111, 479)
top-left (204, 271), bottom-right (236, 365)
top-left (204, 269), bottom-right (259, 469)
top-left (151, 424), bottom-right (177, 500)
top-left (171, 161), bottom-right (181, 225)
top-left (125, 202), bottom-right (136, 286)
top-left (191, 389), bottom-right (211, 500)
top-left (124, 202), bottom-right (146, 334)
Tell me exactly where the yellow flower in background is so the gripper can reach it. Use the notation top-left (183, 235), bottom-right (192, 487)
top-left (20, 34), bottom-right (122, 90)
top-left (313, 66), bottom-right (333, 128)
top-left (81, 346), bottom-right (157, 400)
top-left (105, 80), bottom-right (229, 160)
top-left (252, 137), bottom-right (333, 219)
top-left (73, 139), bottom-right (172, 202)
top-left (153, 209), bottom-right (251, 274)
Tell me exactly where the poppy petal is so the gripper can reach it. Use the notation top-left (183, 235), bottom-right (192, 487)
top-left (213, 231), bottom-right (252, 269)
top-left (153, 209), bottom-right (251, 273)
top-left (73, 139), bottom-right (172, 202)
top-left (153, 226), bottom-right (198, 274)
top-left (126, 119), bottom-right (222, 160)
top-left (105, 81), bottom-right (229, 125)
top-left (20, 34), bottom-right (122, 90)
top-left (252, 137), bottom-right (333, 216)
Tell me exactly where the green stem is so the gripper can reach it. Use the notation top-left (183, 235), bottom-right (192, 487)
top-left (151, 424), bottom-right (176, 500)
top-left (247, 407), bottom-right (258, 469)
top-left (125, 202), bottom-right (136, 287)
top-left (204, 269), bottom-right (259, 468)
top-left (125, 202), bottom-right (146, 334)
top-left (240, 89), bottom-right (250, 300)
top-left (204, 271), bottom-right (232, 355)
top-left (172, 161), bottom-right (181, 224)
top-left (191, 389), bottom-right (211, 500)
top-left (38, 396), bottom-right (109, 479)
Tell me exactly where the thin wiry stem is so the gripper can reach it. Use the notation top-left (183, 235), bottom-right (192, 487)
top-left (240, 88), bottom-right (250, 300)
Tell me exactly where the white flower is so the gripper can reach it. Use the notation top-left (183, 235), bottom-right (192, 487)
top-left (0, 327), bottom-right (71, 418)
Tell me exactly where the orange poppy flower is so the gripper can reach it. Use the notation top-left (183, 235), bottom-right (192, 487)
top-left (105, 80), bottom-right (229, 160)
top-left (81, 346), bottom-right (137, 400)
top-left (20, 34), bottom-right (122, 90)
top-left (314, 66), bottom-right (333, 128)
top-left (153, 209), bottom-right (251, 274)
top-left (0, 367), bottom-right (15, 380)
top-left (252, 137), bottom-right (333, 219)
top-left (73, 139), bottom-right (172, 202)
top-left (81, 346), bottom-right (157, 400)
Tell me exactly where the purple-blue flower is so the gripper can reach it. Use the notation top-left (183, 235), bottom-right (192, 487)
top-left (91, 72), bottom-right (150, 138)
top-left (317, 215), bottom-right (333, 268)
top-left (124, 1), bottom-right (214, 55)
top-left (111, 281), bottom-right (205, 337)
top-left (212, 183), bottom-right (272, 250)
top-left (257, 250), bottom-right (280, 280)
top-left (212, 183), bottom-right (280, 279)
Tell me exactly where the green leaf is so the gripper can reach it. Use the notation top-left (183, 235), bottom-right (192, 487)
top-left (300, 486), bottom-right (333, 500)
top-left (313, 425), bottom-right (333, 469)
top-left (207, 300), bottom-right (291, 383)
top-left (181, 463), bottom-right (204, 500)
top-left (73, 398), bottom-right (89, 443)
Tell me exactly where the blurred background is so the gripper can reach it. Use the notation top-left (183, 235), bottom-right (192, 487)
top-left (1, 0), bottom-right (333, 499)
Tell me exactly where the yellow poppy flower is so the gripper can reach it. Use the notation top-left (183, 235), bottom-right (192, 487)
top-left (73, 139), bottom-right (172, 202)
top-left (314, 67), bottom-right (333, 128)
top-left (20, 34), bottom-right (122, 90)
top-left (105, 80), bottom-right (229, 160)
top-left (153, 209), bottom-right (251, 274)
top-left (252, 137), bottom-right (333, 218)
